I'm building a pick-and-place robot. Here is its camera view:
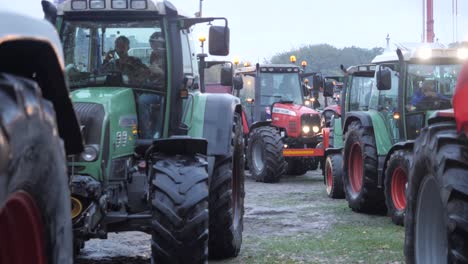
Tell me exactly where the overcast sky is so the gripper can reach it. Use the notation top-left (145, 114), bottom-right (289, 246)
top-left (2, 0), bottom-right (467, 63)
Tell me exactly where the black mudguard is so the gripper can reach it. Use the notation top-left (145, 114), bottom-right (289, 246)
top-left (343, 111), bottom-right (373, 134)
top-left (0, 39), bottom-right (82, 155)
top-left (203, 93), bottom-right (242, 156)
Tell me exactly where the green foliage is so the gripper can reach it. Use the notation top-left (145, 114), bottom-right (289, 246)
top-left (269, 44), bottom-right (384, 76)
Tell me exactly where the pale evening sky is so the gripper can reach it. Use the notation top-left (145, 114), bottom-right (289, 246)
top-left (1, 0), bottom-right (467, 63)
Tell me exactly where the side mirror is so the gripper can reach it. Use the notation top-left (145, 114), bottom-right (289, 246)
top-left (302, 84), bottom-right (310, 97)
top-left (233, 76), bottom-right (243, 90)
top-left (312, 75), bottom-right (323, 92)
top-left (220, 66), bottom-right (233, 86)
top-left (377, 68), bottom-right (392, 90)
top-left (323, 81), bottom-right (334, 97)
top-left (42, 0), bottom-right (57, 25)
top-left (209, 26), bottom-right (230, 56)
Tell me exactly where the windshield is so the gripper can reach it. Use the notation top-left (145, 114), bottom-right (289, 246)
top-left (406, 63), bottom-right (462, 111)
top-left (259, 73), bottom-right (303, 105)
top-left (61, 20), bottom-right (166, 89)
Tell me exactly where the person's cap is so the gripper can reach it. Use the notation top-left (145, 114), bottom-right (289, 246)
top-left (149, 32), bottom-right (164, 43)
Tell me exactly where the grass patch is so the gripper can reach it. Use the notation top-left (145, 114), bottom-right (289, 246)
top-left (231, 217), bottom-right (404, 264)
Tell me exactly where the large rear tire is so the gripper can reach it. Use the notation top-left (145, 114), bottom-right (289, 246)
top-left (325, 154), bottom-right (345, 199)
top-left (247, 126), bottom-right (287, 183)
top-left (404, 122), bottom-right (468, 264)
top-left (0, 73), bottom-right (73, 264)
top-left (209, 113), bottom-right (245, 259)
top-left (343, 120), bottom-right (386, 213)
top-left (384, 150), bottom-right (411, 226)
top-left (150, 155), bottom-right (209, 264)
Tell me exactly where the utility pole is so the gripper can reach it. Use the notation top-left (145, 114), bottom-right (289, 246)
top-left (199, 0), bottom-right (203, 17)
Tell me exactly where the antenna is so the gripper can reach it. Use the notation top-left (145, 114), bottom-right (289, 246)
top-left (386, 34), bottom-right (390, 50)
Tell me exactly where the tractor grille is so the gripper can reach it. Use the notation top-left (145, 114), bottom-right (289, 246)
top-left (301, 113), bottom-right (321, 135)
top-left (289, 121), bottom-right (297, 133)
top-left (74, 103), bottom-right (105, 145)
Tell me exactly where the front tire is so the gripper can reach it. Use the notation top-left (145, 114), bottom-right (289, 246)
top-left (0, 73), bottom-right (73, 264)
top-left (209, 113), bottom-right (245, 259)
top-left (325, 154), bottom-right (345, 199)
top-left (343, 121), bottom-right (385, 213)
top-left (150, 155), bottom-right (209, 264)
top-left (286, 159), bottom-right (309, 176)
top-left (384, 150), bottom-right (411, 226)
top-left (247, 126), bottom-right (287, 183)
top-left (404, 122), bottom-right (468, 264)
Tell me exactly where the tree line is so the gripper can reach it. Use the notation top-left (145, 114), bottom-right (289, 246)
top-left (268, 44), bottom-right (384, 76)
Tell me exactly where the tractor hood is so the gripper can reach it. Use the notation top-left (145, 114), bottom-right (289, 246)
top-left (272, 102), bottom-right (320, 117)
top-left (69, 87), bottom-right (138, 181)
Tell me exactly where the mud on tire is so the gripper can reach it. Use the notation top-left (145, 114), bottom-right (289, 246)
top-left (384, 150), bottom-right (411, 226)
top-left (343, 120), bottom-right (386, 213)
top-left (325, 154), bottom-right (345, 199)
top-left (209, 113), bottom-right (245, 259)
top-left (150, 155), bottom-right (209, 264)
top-left (0, 73), bottom-right (73, 264)
top-left (404, 121), bottom-right (468, 264)
top-left (247, 126), bottom-right (287, 183)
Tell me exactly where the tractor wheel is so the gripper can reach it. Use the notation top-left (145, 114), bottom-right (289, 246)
top-left (405, 121), bottom-right (468, 264)
top-left (0, 73), bottom-right (73, 264)
top-left (325, 154), bottom-right (345, 199)
top-left (343, 120), bottom-right (386, 213)
top-left (384, 150), bottom-right (411, 226)
top-left (209, 113), bottom-right (245, 259)
top-left (247, 126), bottom-right (287, 183)
top-left (150, 155), bottom-right (209, 264)
top-left (286, 159), bottom-right (308, 176)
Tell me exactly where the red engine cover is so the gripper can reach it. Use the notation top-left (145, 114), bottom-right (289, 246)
top-left (271, 103), bottom-right (319, 138)
top-left (454, 60), bottom-right (468, 135)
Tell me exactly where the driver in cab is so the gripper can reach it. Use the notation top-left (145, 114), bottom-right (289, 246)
top-left (101, 35), bottom-right (148, 81)
top-left (407, 80), bottom-right (450, 111)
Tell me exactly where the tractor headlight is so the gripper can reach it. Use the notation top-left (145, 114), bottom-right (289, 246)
top-left (302, 125), bottom-right (311, 134)
top-left (304, 100), bottom-right (311, 106)
top-left (312, 125), bottom-right (320, 133)
top-left (81, 145), bottom-right (99, 162)
top-left (89, 0), bottom-right (105, 9)
top-left (71, 0), bottom-right (87, 9)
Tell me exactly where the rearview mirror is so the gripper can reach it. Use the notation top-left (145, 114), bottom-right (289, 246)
top-left (209, 26), bottom-right (230, 56)
top-left (42, 0), bottom-right (57, 25)
top-left (377, 68), bottom-right (392, 90)
top-left (233, 76), bottom-right (243, 90)
top-left (312, 75), bottom-right (323, 91)
top-left (220, 66), bottom-right (233, 86)
top-left (323, 81), bottom-right (334, 97)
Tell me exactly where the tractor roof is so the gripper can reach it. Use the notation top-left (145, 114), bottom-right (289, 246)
top-left (372, 42), bottom-right (461, 64)
top-left (57, 0), bottom-right (189, 16)
top-left (235, 64), bottom-right (301, 74)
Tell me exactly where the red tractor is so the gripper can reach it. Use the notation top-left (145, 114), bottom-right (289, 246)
top-left (404, 57), bottom-right (468, 263)
top-left (234, 63), bottom-right (327, 182)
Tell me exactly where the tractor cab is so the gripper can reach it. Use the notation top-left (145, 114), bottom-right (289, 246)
top-left (372, 43), bottom-right (464, 142)
top-left (235, 64), bottom-right (309, 126)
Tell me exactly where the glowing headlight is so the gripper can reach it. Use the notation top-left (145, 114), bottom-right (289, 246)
top-left (81, 145), bottom-right (99, 162)
top-left (90, 0), bottom-right (105, 9)
top-left (312, 126), bottom-right (320, 133)
top-left (71, 0), bottom-right (87, 9)
top-left (417, 48), bottom-right (432, 60)
top-left (302, 125), bottom-right (311, 134)
top-left (112, 0), bottom-right (128, 9)
top-left (457, 48), bottom-right (468, 60)
top-left (304, 100), bottom-right (311, 106)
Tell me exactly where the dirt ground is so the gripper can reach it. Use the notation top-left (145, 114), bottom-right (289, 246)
top-left (76, 170), bottom-right (405, 264)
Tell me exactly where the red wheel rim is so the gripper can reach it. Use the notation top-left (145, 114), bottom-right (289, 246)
top-left (391, 167), bottom-right (407, 211)
top-left (0, 191), bottom-right (46, 264)
top-left (326, 163), bottom-right (333, 194)
top-left (348, 143), bottom-right (363, 193)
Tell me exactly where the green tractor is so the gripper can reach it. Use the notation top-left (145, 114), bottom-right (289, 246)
top-left (339, 44), bottom-right (464, 225)
top-left (45, 0), bottom-right (245, 262)
top-left (322, 64), bottom-right (375, 199)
